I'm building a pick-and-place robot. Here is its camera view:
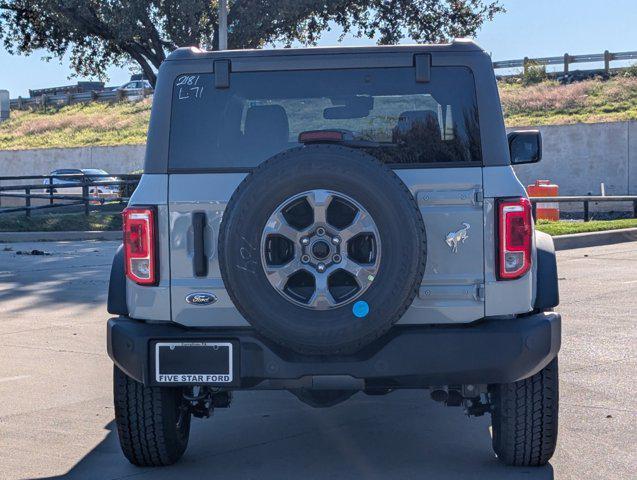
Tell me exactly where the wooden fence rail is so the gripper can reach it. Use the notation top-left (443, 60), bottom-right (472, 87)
top-left (530, 196), bottom-right (637, 222)
top-left (0, 174), bottom-right (141, 216)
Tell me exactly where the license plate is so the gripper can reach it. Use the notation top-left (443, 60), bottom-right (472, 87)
top-left (155, 342), bottom-right (233, 384)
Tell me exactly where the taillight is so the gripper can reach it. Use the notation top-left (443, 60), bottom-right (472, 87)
top-left (497, 198), bottom-right (532, 280)
top-left (123, 206), bottom-right (157, 285)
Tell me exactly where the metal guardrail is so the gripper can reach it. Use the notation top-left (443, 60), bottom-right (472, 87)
top-left (9, 88), bottom-right (152, 111)
top-left (0, 174), bottom-right (141, 216)
top-left (530, 196), bottom-right (637, 222)
top-left (493, 50), bottom-right (637, 75)
top-left (6, 49), bottom-right (635, 110)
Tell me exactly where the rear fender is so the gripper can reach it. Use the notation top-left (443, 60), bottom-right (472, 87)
top-left (534, 231), bottom-right (559, 310)
top-left (107, 244), bottom-right (128, 316)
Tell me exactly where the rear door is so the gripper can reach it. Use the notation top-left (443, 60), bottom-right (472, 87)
top-left (168, 172), bottom-right (250, 327)
top-left (396, 168), bottom-right (485, 324)
top-left (166, 59), bottom-right (484, 326)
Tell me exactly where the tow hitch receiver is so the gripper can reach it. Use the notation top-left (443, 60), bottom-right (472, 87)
top-left (184, 388), bottom-right (232, 418)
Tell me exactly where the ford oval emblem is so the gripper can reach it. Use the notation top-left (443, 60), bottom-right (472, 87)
top-left (186, 292), bottom-right (218, 306)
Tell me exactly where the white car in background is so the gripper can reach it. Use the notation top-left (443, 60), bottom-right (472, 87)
top-left (43, 168), bottom-right (120, 200)
top-left (116, 80), bottom-right (153, 100)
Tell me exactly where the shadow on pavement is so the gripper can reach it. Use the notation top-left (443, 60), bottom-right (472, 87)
top-left (0, 241), bottom-right (118, 315)
top-left (39, 390), bottom-right (554, 480)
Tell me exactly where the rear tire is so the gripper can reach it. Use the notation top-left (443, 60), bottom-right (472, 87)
top-left (113, 366), bottom-right (191, 466)
top-left (490, 357), bottom-right (559, 466)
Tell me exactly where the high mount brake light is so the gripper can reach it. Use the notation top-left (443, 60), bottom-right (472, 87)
top-left (298, 130), bottom-right (345, 143)
top-left (123, 207), bottom-right (157, 285)
top-left (498, 198), bottom-right (532, 280)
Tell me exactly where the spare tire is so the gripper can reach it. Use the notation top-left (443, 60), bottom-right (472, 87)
top-left (218, 145), bottom-right (426, 355)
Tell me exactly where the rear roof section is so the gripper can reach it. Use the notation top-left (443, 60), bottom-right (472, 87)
top-left (145, 39), bottom-right (511, 173)
top-left (165, 39), bottom-right (484, 62)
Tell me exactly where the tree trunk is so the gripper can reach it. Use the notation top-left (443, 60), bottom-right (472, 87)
top-left (125, 47), bottom-right (160, 87)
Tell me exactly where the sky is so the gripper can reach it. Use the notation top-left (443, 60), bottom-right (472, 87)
top-left (1, 0), bottom-right (636, 97)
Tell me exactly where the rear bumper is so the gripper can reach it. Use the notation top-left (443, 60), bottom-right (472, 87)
top-left (107, 312), bottom-right (561, 388)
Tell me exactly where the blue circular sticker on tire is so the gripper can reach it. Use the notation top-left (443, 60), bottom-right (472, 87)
top-left (352, 301), bottom-right (369, 318)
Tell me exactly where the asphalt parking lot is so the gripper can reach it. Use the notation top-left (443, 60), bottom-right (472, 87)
top-left (0, 240), bottom-right (635, 480)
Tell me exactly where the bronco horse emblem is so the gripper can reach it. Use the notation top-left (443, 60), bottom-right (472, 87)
top-left (445, 223), bottom-right (470, 253)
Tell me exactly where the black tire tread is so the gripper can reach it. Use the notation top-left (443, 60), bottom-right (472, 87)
top-left (113, 366), bottom-right (189, 466)
top-left (491, 358), bottom-right (559, 467)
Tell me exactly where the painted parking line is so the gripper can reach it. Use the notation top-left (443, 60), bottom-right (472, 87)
top-left (0, 375), bottom-right (30, 383)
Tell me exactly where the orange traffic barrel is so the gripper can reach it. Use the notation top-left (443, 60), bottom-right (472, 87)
top-left (527, 180), bottom-right (559, 221)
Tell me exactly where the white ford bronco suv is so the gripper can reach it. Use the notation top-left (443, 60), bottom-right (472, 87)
top-left (107, 40), bottom-right (560, 468)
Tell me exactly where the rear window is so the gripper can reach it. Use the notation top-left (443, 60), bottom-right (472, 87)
top-left (168, 66), bottom-right (481, 170)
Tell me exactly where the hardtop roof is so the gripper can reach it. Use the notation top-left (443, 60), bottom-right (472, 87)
top-left (166, 39), bottom-right (484, 62)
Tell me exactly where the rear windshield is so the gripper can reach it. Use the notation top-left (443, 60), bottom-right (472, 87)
top-left (168, 66), bottom-right (481, 170)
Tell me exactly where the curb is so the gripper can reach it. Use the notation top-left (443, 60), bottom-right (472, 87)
top-left (0, 230), bottom-right (121, 243)
top-left (552, 227), bottom-right (637, 251)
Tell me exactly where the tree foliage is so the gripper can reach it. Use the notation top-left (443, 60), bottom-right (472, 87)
top-left (0, 1), bottom-right (503, 85)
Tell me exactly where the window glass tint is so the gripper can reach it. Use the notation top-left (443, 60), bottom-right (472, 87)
top-left (169, 67), bottom-right (481, 170)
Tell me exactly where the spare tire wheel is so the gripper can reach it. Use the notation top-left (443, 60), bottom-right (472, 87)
top-left (218, 145), bottom-right (426, 355)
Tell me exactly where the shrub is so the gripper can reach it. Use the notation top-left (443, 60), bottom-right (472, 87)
top-left (522, 63), bottom-right (548, 85)
top-left (622, 63), bottom-right (637, 78)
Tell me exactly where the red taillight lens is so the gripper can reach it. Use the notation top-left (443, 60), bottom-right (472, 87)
top-left (123, 207), bottom-right (157, 285)
top-left (298, 130), bottom-right (345, 143)
top-left (498, 198), bottom-right (532, 280)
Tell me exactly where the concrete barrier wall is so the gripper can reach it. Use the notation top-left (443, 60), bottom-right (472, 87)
top-left (0, 145), bottom-right (145, 207)
top-left (512, 121), bottom-right (636, 214)
top-left (0, 144), bottom-right (145, 177)
top-left (0, 121), bottom-right (635, 204)
top-left (512, 121), bottom-right (636, 196)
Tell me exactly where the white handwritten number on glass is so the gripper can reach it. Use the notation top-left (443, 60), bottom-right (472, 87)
top-left (177, 75), bottom-right (204, 101)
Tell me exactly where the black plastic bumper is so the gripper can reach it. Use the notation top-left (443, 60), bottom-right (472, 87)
top-left (107, 312), bottom-right (561, 388)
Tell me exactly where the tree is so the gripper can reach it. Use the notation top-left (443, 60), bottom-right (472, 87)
top-left (0, 1), bottom-right (503, 86)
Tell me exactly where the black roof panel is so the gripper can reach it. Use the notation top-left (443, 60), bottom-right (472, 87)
top-left (166, 39), bottom-right (484, 62)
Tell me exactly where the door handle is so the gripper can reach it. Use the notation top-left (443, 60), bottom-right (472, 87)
top-left (192, 212), bottom-right (208, 277)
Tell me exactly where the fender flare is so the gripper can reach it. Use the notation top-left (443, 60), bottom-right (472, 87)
top-left (107, 244), bottom-right (128, 316)
top-left (534, 231), bottom-right (559, 310)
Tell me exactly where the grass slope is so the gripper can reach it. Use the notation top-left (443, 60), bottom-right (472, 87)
top-left (501, 76), bottom-right (637, 127)
top-left (536, 219), bottom-right (637, 236)
top-left (0, 100), bottom-right (151, 150)
top-left (0, 75), bottom-right (636, 150)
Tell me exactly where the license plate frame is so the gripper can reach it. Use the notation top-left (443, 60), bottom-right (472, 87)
top-left (154, 342), bottom-right (234, 384)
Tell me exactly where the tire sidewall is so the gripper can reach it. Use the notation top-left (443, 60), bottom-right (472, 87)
top-left (219, 145), bottom-right (426, 354)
